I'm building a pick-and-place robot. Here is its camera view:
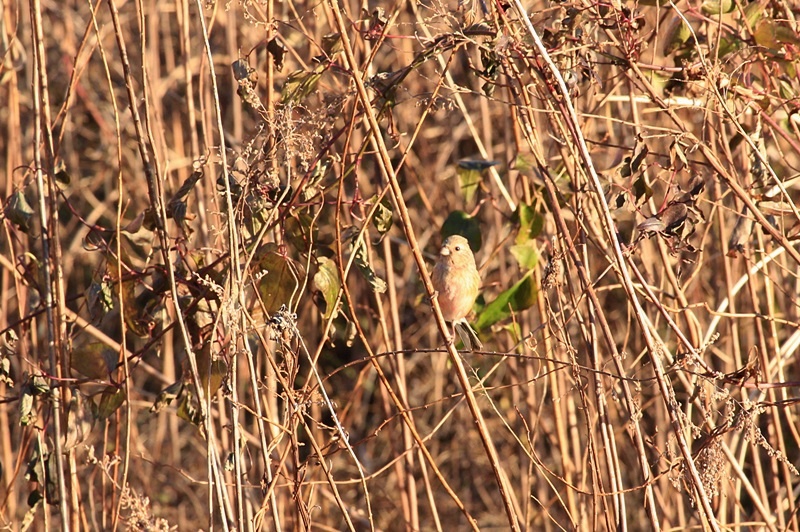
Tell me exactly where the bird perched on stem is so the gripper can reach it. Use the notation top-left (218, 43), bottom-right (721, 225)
top-left (431, 234), bottom-right (483, 351)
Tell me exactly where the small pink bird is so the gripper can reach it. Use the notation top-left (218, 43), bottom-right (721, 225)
top-left (431, 235), bottom-right (483, 351)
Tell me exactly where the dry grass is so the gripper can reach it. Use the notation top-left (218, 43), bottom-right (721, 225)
top-left (2, 0), bottom-right (800, 530)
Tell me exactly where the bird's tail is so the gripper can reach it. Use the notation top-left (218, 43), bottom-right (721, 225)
top-left (454, 319), bottom-right (483, 351)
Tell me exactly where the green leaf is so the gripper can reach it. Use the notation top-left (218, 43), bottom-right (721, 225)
top-left (717, 36), bottom-right (745, 58)
top-left (86, 280), bottom-right (114, 319)
top-left (701, 0), bottom-right (733, 15)
top-left (96, 386), bottom-right (126, 420)
top-left (285, 211), bottom-right (317, 256)
top-left (351, 235), bottom-right (387, 293)
top-left (252, 244), bottom-right (299, 313)
top-left (177, 392), bottom-right (201, 427)
top-left (0, 356), bottom-right (11, 386)
top-left (664, 17), bottom-right (692, 55)
top-left (54, 159), bottom-right (71, 185)
top-left (198, 354), bottom-right (227, 399)
top-left (176, 361), bottom-right (226, 431)
top-left (19, 385), bottom-right (34, 426)
top-left (515, 203), bottom-right (544, 244)
top-left (63, 392), bottom-right (95, 451)
top-left (783, 61), bottom-right (797, 81)
top-left (513, 154), bottom-right (535, 173)
top-left (302, 157), bottom-right (333, 201)
top-left (281, 66), bottom-right (325, 104)
top-left (633, 176), bottom-right (653, 204)
top-left (441, 211), bottom-right (482, 251)
top-left (457, 160), bottom-right (496, 204)
top-left (510, 241), bottom-right (539, 270)
top-left (30, 375), bottom-right (49, 395)
top-left (743, 0), bottom-right (767, 27)
top-left (5, 190), bottom-right (34, 234)
top-left (26, 488), bottom-right (43, 508)
top-left (370, 196), bottom-right (393, 237)
top-left (108, 245), bottom-right (154, 338)
top-left (267, 37), bottom-right (288, 71)
top-left (456, 167), bottom-right (481, 204)
top-left (70, 342), bottom-right (116, 379)
top-left (321, 32), bottom-right (343, 57)
top-left (150, 381), bottom-right (184, 413)
top-left (474, 271), bottom-right (537, 331)
top-left (244, 192), bottom-right (270, 236)
top-left (754, 19), bottom-right (800, 51)
top-left (313, 257), bottom-right (341, 320)
top-left (619, 144), bottom-right (649, 178)
top-left (1, 329), bottom-right (18, 385)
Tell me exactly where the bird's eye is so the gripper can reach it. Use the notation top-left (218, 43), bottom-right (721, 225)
top-left (455, 246), bottom-right (461, 251)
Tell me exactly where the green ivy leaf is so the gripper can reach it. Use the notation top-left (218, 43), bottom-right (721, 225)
top-left (441, 211), bottom-right (482, 251)
top-left (177, 392), bottom-right (200, 428)
top-left (619, 144), bottom-right (649, 179)
top-left (717, 36), bottom-right (744, 59)
top-left (474, 271), bottom-right (537, 331)
top-left (515, 203), bottom-right (544, 244)
top-left (285, 211), bottom-right (317, 256)
top-left (70, 341), bottom-right (116, 380)
top-left (54, 159), bottom-right (71, 186)
top-left (281, 66), bottom-right (325, 104)
top-left (150, 381), bottom-right (184, 414)
top-left (302, 157), bottom-right (333, 202)
top-left (701, 0), bottom-right (733, 15)
top-left (5, 190), bottom-right (34, 234)
top-left (25, 489), bottom-right (43, 512)
top-left (267, 37), bottom-right (288, 71)
top-left (252, 244), bottom-right (299, 313)
top-left (313, 256), bottom-right (341, 320)
top-left (510, 241), bottom-right (539, 270)
top-left (664, 17), bottom-right (692, 55)
top-left (457, 167), bottom-right (480, 204)
top-left (456, 160), bottom-right (496, 204)
top-left (351, 235), bottom-right (387, 293)
top-left (19, 385), bottom-right (35, 426)
top-left (0, 356), bottom-right (12, 386)
top-left (86, 280), bottom-right (114, 320)
top-left (513, 154), bottom-right (535, 173)
top-left (743, 0), bottom-right (767, 28)
top-left (63, 392), bottom-right (95, 451)
top-left (30, 375), bottom-right (49, 395)
top-left (754, 19), bottom-right (800, 52)
top-left (321, 32), bottom-right (343, 57)
top-left (370, 196), bottom-right (393, 238)
top-left (96, 386), bottom-right (126, 420)
top-left (633, 176), bottom-right (653, 205)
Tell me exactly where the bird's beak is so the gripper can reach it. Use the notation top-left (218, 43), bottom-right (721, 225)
top-left (439, 246), bottom-right (450, 257)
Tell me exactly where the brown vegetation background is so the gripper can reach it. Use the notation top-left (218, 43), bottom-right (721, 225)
top-left (2, 0), bottom-right (800, 529)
